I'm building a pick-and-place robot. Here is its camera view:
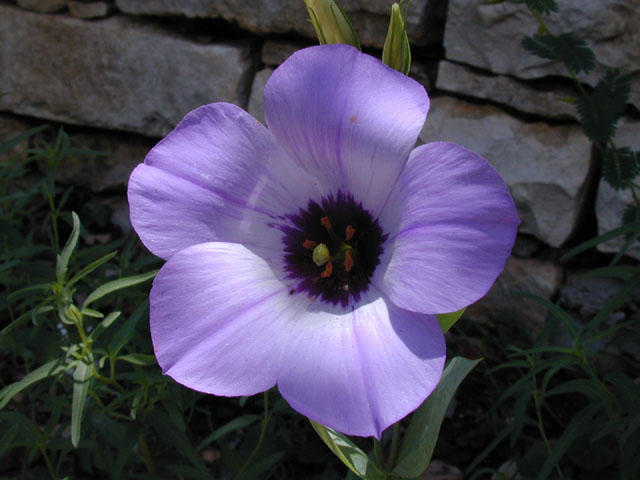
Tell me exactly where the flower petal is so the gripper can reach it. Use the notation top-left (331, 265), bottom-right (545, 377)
top-left (277, 291), bottom-right (445, 438)
top-left (264, 44), bottom-right (429, 216)
top-left (128, 102), bottom-right (319, 260)
top-left (376, 142), bottom-right (520, 314)
top-left (150, 242), bottom-right (309, 396)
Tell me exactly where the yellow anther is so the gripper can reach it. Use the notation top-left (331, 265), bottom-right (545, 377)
top-left (344, 249), bottom-right (354, 272)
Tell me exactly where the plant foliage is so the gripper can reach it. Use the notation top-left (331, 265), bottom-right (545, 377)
top-left (522, 32), bottom-right (595, 74)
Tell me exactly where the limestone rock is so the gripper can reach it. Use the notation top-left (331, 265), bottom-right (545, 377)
top-left (466, 256), bottom-right (563, 342)
top-left (559, 275), bottom-right (623, 318)
top-left (436, 61), bottom-right (578, 120)
top-left (0, 5), bottom-right (253, 137)
top-left (420, 96), bottom-right (592, 247)
top-left (595, 117), bottom-right (640, 259)
top-left (17, 0), bottom-right (66, 12)
top-left (444, 0), bottom-right (640, 110)
top-left (68, 1), bottom-right (113, 18)
top-left (247, 69), bottom-right (273, 126)
top-left (262, 40), bottom-right (307, 67)
top-left (114, 0), bottom-right (441, 49)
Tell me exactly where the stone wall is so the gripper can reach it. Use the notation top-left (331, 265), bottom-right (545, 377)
top-left (1, 0), bottom-right (639, 347)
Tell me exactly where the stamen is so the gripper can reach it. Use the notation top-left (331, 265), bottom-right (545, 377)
top-left (312, 243), bottom-right (330, 266)
top-left (345, 225), bottom-right (355, 241)
top-left (320, 261), bottom-right (333, 278)
top-left (320, 216), bottom-right (332, 231)
top-left (302, 239), bottom-right (317, 249)
top-left (344, 250), bottom-right (354, 272)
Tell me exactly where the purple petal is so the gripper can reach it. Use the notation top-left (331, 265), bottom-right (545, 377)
top-left (150, 242), bottom-right (310, 396)
top-left (277, 291), bottom-right (445, 438)
top-left (375, 142), bottom-right (520, 314)
top-left (264, 44), bottom-right (429, 216)
top-left (128, 103), bottom-right (319, 260)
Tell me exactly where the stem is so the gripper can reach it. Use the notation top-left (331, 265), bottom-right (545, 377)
top-left (530, 356), bottom-right (564, 479)
top-left (139, 431), bottom-right (155, 474)
top-left (39, 444), bottom-right (58, 480)
top-left (385, 424), bottom-right (400, 471)
top-left (373, 437), bottom-right (384, 469)
top-left (235, 392), bottom-right (270, 480)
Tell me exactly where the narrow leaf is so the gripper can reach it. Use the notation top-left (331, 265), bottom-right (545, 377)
top-left (56, 211), bottom-right (81, 283)
top-left (117, 353), bottom-right (157, 366)
top-left (71, 359), bottom-right (93, 447)
top-left (310, 420), bottom-right (387, 479)
top-left (0, 359), bottom-right (67, 409)
top-left (82, 269), bottom-right (158, 308)
top-left (67, 251), bottom-right (118, 287)
top-left (89, 311), bottom-right (121, 340)
top-left (196, 414), bottom-right (261, 452)
top-left (561, 222), bottom-right (640, 260)
top-left (393, 357), bottom-right (480, 477)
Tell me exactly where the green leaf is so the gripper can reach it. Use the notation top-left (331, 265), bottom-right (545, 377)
top-left (0, 125), bottom-right (47, 157)
top-left (71, 358), bottom-right (93, 447)
top-left (304, 0), bottom-right (361, 49)
top-left (561, 221), bottom-right (640, 260)
top-left (0, 359), bottom-right (67, 410)
top-left (503, 0), bottom-right (558, 14)
top-left (602, 147), bottom-right (639, 190)
top-left (89, 311), bottom-right (121, 340)
top-left (436, 308), bottom-right (465, 333)
top-left (522, 32), bottom-right (595, 74)
top-left (56, 211), bottom-right (81, 283)
top-left (536, 403), bottom-right (601, 480)
top-left (392, 357), bottom-right (481, 477)
top-left (117, 353), bottom-right (157, 366)
top-left (587, 273), bottom-right (640, 333)
top-left (196, 414), bottom-right (261, 452)
top-left (310, 420), bottom-right (387, 480)
top-left (576, 69), bottom-right (631, 144)
top-left (513, 291), bottom-right (581, 341)
top-left (382, 3), bottom-right (411, 75)
top-left (67, 251), bottom-right (117, 287)
top-left (82, 269), bottom-right (158, 308)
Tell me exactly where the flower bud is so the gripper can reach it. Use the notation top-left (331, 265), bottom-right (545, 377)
top-left (382, 3), bottom-right (411, 75)
top-left (304, 0), bottom-right (361, 50)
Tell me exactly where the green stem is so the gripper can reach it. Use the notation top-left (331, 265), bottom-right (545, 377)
top-left (385, 424), bottom-right (400, 471)
top-left (530, 356), bottom-right (564, 479)
top-left (373, 437), bottom-right (384, 469)
top-left (39, 444), bottom-right (58, 480)
top-left (235, 392), bottom-right (270, 480)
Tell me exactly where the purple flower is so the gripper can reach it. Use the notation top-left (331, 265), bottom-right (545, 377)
top-left (128, 44), bottom-right (519, 438)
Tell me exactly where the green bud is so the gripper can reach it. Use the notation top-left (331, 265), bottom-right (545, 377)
top-left (304, 0), bottom-right (361, 50)
top-left (382, 3), bottom-right (412, 75)
top-left (312, 243), bottom-right (331, 266)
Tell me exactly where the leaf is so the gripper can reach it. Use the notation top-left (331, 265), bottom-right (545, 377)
top-left (82, 269), bottom-right (158, 308)
top-left (622, 203), bottom-right (640, 237)
top-left (89, 311), bottom-right (121, 340)
top-left (71, 358), bottom-right (93, 447)
top-left (576, 69), bottom-right (631, 144)
top-left (601, 147), bottom-right (639, 190)
top-left (116, 353), bottom-right (157, 366)
top-left (561, 222), bottom-right (640, 260)
top-left (0, 125), bottom-right (47, 157)
top-left (512, 292), bottom-right (581, 341)
top-left (436, 308), bottom-right (465, 333)
top-left (382, 3), bottom-right (411, 75)
top-left (392, 357), bottom-right (480, 477)
top-left (536, 403), bottom-right (601, 480)
top-left (0, 359), bottom-right (67, 409)
top-left (56, 211), bottom-right (81, 283)
top-left (522, 32), bottom-right (595, 74)
top-left (587, 273), bottom-right (640, 333)
top-left (67, 251), bottom-right (118, 287)
top-left (310, 420), bottom-right (387, 480)
top-left (196, 414), bottom-right (261, 452)
top-left (503, 0), bottom-right (558, 14)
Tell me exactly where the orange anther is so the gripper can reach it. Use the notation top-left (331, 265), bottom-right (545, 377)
top-left (320, 261), bottom-right (333, 278)
top-left (344, 250), bottom-right (354, 272)
top-left (345, 225), bottom-right (355, 241)
top-left (302, 239), bottom-right (317, 249)
top-left (320, 216), bottom-right (332, 230)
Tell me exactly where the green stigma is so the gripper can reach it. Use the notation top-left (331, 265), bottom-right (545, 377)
top-left (312, 243), bottom-right (330, 266)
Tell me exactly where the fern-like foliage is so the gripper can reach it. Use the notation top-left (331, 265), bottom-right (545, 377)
top-left (622, 203), bottom-right (640, 239)
top-left (576, 69), bottom-right (631, 145)
top-left (602, 147), bottom-right (639, 190)
top-left (522, 32), bottom-right (595, 74)
top-left (509, 0), bottom-right (558, 14)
